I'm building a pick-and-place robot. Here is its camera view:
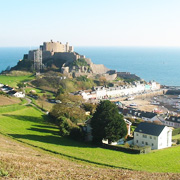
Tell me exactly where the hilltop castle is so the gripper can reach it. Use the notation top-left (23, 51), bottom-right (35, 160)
top-left (26, 40), bottom-right (112, 77)
top-left (28, 40), bottom-right (81, 67)
top-left (22, 40), bottom-right (140, 81)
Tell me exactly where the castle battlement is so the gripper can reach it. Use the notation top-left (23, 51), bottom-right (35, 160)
top-left (41, 40), bottom-right (74, 54)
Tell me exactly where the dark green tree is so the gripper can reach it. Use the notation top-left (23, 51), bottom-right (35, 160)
top-left (91, 100), bottom-right (127, 144)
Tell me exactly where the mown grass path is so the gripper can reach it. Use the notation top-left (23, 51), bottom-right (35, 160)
top-left (0, 106), bottom-right (180, 173)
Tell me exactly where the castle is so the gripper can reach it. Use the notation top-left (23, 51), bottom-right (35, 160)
top-left (26, 40), bottom-right (112, 77)
top-left (28, 40), bottom-right (80, 64)
top-left (25, 40), bottom-right (140, 81)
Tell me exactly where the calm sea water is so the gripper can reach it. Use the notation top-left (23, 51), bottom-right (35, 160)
top-left (76, 47), bottom-right (180, 86)
top-left (0, 47), bottom-right (180, 86)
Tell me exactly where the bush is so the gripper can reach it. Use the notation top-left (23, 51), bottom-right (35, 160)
top-left (0, 169), bottom-right (8, 177)
top-left (172, 128), bottom-right (180, 136)
top-left (177, 139), bottom-right (180, 144)
top-left (70, 126), bottom-right (85, 141)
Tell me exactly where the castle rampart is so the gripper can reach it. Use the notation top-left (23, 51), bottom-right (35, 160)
top-left (42, 40), bottom-right (73, 54)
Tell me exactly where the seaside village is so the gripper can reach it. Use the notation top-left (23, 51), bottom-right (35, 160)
top-left (2, 40), bottom-right (180, 153)
top-left (82, 81), bottom-right (175, 151)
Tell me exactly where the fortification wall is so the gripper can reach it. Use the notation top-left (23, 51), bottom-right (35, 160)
top-left (90, 64), bottom-right (109, 74)
top-left (103, 73), bottom-right (117, 81)
top-left (42, 51), bottom-right (52, 60)
top-left (53, 52), bottom-right (79, 62)
top-left (28, 50), bottom-right (36, 60)
top-left (42, 41), bottom-right (73, 53)
top-left (43, 41), bottom-right (65, 53)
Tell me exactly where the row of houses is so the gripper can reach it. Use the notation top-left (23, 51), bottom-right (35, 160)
top-left (0, 84), bottom-right (25, 98)
top-left (80, 81), bottom-right (161, 100)
top-left (119, 106), bottom-right (180, 129)
top-left (119, 107), bottom-right (159, 122)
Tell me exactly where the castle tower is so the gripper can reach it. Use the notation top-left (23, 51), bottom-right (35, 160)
top-left (34, 49), bottom-right (42, 72)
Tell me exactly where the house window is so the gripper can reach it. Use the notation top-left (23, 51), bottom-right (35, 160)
top-left (143, 135), bottom-right (147, 138)
top-left (145, 142), bottom-right (148, 145)
top-left (136, 133), bottom-right (138, 136)
top-left (150, 136), bottom-right (152, 139)
top-left (136, 140), bottom-right (138, 143)
top-left (152, 143), bottom-right (154, 146)
top-left (142, 141), bottom-right (144, 144)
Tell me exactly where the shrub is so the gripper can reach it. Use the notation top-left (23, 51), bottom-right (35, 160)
top-left (177, 139), bottom-right (180, 144)
top-left (0, 169), bottom-right (8, 177)
top-left (172, 128), bottom-right (180, 136)
top-left (70, 126), bottom-right (85, 141)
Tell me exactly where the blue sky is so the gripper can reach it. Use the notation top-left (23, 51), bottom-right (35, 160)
top-left (0, 0), bottom-right (180, 47)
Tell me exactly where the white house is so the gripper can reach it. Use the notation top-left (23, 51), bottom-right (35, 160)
top-left (0, 83), bottom-right (4, 88)
top-left (13, 92), bottom-right (25, 98)
top-left (134, 122), bottom-right (172, 150)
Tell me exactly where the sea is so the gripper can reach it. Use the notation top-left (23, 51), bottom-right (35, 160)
top-left (0, 47), bottom-right (180, 86)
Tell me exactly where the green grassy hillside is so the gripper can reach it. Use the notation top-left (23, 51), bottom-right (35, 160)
top-left (0, 75), bottom-right (34, 87)
top-left (0, 106), bottom-right (180, 173)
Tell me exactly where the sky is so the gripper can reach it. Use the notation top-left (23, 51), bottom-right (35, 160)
top-left (0, 0), bottom-right (180, 47)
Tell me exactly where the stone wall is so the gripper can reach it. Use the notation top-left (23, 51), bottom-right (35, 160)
top-left (103, 73), bottom-right (117, 81)
top-left (53, 52), bottom-right (79, 62)
top-left (90, 63), bottom-right (109, 74)
top-left (42, 40), bottom-right (73, 53)
top-left (28, 50), bottom-right (36, 60)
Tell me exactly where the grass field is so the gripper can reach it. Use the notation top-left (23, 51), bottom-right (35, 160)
top-left (0, 107), bottom-right (180, 173)
top-left (0, 75), bottom-right (34, 87)
top-left (172, 134), bottom-right (180, 140)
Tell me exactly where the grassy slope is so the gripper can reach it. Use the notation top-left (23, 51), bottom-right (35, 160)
top-left (0, 107), bottom-right (180, 173)
top-left (0, 75), bottom-right (34, 87)
top-left (1, 134), bottom-right (179, 179)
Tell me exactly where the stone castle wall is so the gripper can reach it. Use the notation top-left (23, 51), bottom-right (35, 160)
top-left (42, 40), bottom-right (73, 53)
top-left (43, 41), bottom-right (65, 53)
top-left (53, 52), bottom-right (79, 62)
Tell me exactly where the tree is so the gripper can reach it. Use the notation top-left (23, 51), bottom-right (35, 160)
top-left (91, 100), bottom-right (127, 144)
top-left (49, 93), bottom-right (87, 137)
top-left (17, 82), bottom-right (26, 89)
top-left (83, 103), bottom-right (97, 115)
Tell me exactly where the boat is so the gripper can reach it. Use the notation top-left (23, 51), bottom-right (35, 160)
top-left (127, 96), bottom-right (134, 101)
top-left (151, 101), bottom-right (160, 105)
top-left (130, 103), bottom-right (137, 106)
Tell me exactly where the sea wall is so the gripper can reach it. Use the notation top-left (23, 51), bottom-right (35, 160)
top-left (112, 89), bottom-right (166, 101)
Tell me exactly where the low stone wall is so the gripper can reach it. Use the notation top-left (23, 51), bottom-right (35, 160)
top-left (102, 143), bottom-right (151, 154)
top-left (111, 89), bottom-right (166, 101)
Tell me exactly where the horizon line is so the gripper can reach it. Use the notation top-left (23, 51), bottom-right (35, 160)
top-left (1, 45), bottom-right (180, 48)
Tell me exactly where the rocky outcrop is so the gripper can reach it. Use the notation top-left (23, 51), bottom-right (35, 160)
top-left (84, 58), bottom-right (109, 74)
